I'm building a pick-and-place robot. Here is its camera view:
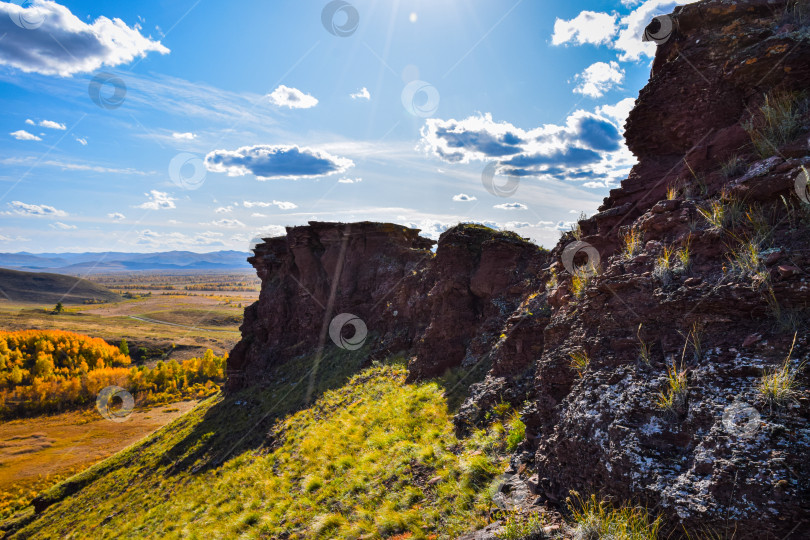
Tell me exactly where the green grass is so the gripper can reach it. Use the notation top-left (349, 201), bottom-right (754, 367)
top-left (759, 333), bottom-right (804, 410)
top-left (569, 350), bottom-right (590, 378)
top-left (498, 510), bottom-right (546, 540)
top-left (743, 90), bottom-right (807, 158)
top-left (621, 228), bottom-right (643, 260)
top-left (567, 492), bottom-right (662, 540)
top-left (3, 356), bottom-right (516, 539)
top-left (656, 360), bottom-right (688, 413)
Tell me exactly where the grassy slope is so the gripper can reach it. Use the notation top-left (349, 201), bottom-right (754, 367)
top-left (3, 351), bottom-right (513, 539)
top-left (0, 269), bottom-right (121, 305)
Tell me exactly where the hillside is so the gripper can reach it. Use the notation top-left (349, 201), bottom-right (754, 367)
top-left (0, 268), bottom-right (121, 305)
top-left (0, 251), bottom-right (252, 273)
top-left (3, 0), bottom-right (810, 538)
top-left (0, 355), bottom-right (546, 539)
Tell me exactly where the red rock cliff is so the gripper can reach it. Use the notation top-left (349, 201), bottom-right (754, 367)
top-left (230, 0), bottom-right (810, 535)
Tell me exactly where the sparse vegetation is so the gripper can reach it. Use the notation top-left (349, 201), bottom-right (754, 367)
top-left (743, 90), bottom-right (808, 158)
top-left (621, 228), bottom-right (643, 259)
top-left (637, 323), bottom-right (652, 365)
top-left (698, 196), bottom-right (744, 231)
top-left (653, 245), bottom-right (675, 284)
top-left (498, 510), bottom-right (546, 540)
top-left (569, 350), bottom-right (590, 377)
top-left (567, 491), bottom-right (662, 540)
top-left (505, 411), bottom-right (526, 452)
top-left (760, 333), bottom-right (804, 410)
top-left (721, 154), bottom-right (746, 179)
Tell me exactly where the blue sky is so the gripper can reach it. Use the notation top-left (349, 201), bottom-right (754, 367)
top-left (0, 0), bottom-right (688, 253)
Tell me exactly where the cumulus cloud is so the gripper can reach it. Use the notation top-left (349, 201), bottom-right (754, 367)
top-left (615, 0), bottom-right (686, 61)
top-left (350, 87), bottom-right (370, 100)
top-left (10, 130), bottom-right (41, 141)
top-left (573, 61), bottom-right (625, 98)
top-left (596, 97), bottom-right (636, 128)
top-left (25, 119), bottom-right (34, 125)
top-left (243, 200), bottom-right (298, 210)
top-left (205, 145), bottom-right (353, 180)
top-left (172, 132), bottom-right (196, 140)
top-left (554, 1), bottom-right (688, 62)
top-left (50, 221), bottom-right (76, 230)
top-left (108, 212), bottom-right (125, 221)
top-left (8, 201), bottom-right (67, 217)
top-left (39, 120), bottom-right (66, 130)
top-left (0, 1), bottom-right (169, 76)
top-left (137, 190), bottom-right (175, 210)
top-left (74, 136), bottom-right (88, 145)
top-left (494, 202), bottom-right (527, 210)
top-left (215, 205), bottom-right (233, 213)
top-left (268, 85), bottom-right (318, 109)
top-left (338, 177), bottom-right (362, 184)
top-left (452, 193), bottom-right (476, 202)
top-left (551, 11), bottom-right (618, 46)
top-left (419, 111), bottom-right (624, 180)
top-left (208, 218), bottom-right (245, 228)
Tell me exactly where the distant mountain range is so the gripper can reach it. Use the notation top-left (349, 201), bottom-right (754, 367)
top-left (0, 251), bottom-right (252, 273)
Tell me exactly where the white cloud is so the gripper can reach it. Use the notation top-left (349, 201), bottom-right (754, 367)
top-left (137, 190), bottom-right (176, 210)
top-left (50, 221), bottom-right (76, 230)
top-left (419, 110), bottom-right (626, 181)
top-left (350, 87), bottom-right (371, 100)
top-left (25, 119), bottom-right (34, 125)
top-left (39, 119), bottom-right (66, 130)
top-left (0, 1), bottom-right (169, 76)
top-left (0, 157), bottom-right (151, 175)
top-left (338, 177), bottom-right (362, 184)
top-left (615, 0), bottom-right (687, 61)
top-left (206, 145), bottom-right (353, 180)
top-left (494, 202), bottom-right (528, 210)
top-left (8, 201), bottom-right (67, 217)
top-left (108, 212), bottom-right (125, 221)
top-left (215, 205), bottom-right (233, 213)
top-left (74, 136), bottom-right (88, 145)
top-left (242, 200), bottom-right (298, 210)
top-left (136, 229), bottom-right (224, 248)
top-left (573, 61), bottom-right (625, 98)
top-left (596, 97), bottom-right (636, 128)
top-left (251, 212), bottom-right (267, 217)
top-left (10, 130), bottom-right (41, 141)
top-left (551, 11), bottom-right (618, 46)
top-left (268, 85), bottom-right (318, 109)
top-left (208, 218), bottom-right (245, 228)
top-left (452, 193), bottom-right (476, 202)
top-left (172, 132), bottom-right (196, 140)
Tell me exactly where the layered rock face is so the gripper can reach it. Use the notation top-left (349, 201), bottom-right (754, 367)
top-left (227, 221), bottom-right (548, 390)
top-left (230, 0), bottom-right (810, 535)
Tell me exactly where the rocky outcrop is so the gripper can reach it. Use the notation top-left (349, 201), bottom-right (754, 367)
top-left (230, 0), bottom-right (810, 536)
top-left (228, 222), bottom-right (549, 390)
